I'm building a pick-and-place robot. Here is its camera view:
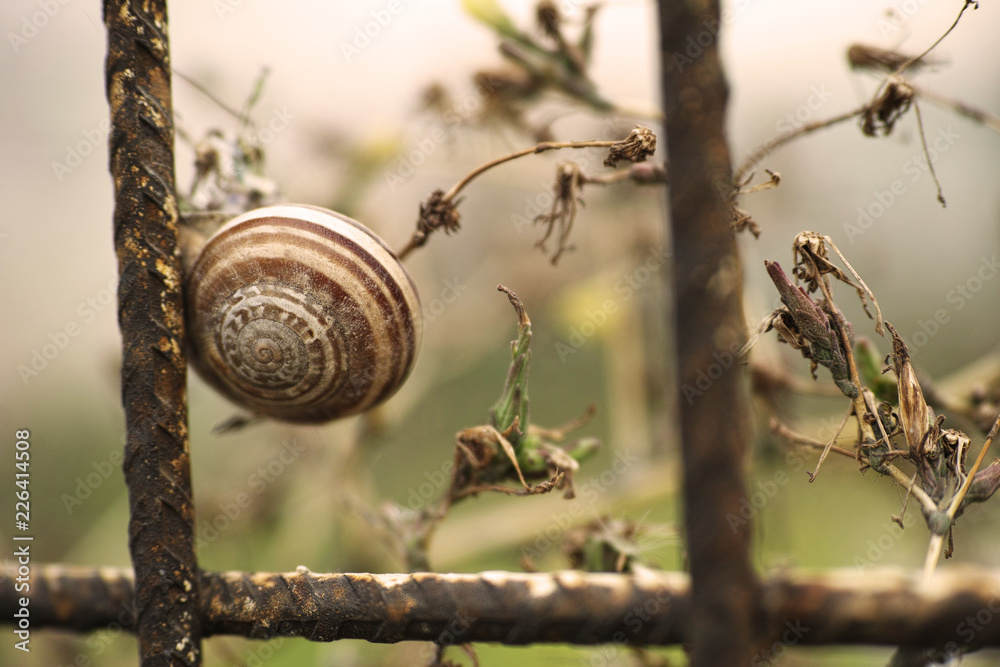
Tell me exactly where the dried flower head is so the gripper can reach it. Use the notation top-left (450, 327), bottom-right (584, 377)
top-left (417, 189), bottom-right (462, 240)
top-left (604, 126), bottom-right (656, 167)
top-left (862, 80), bottom-right (914, 137)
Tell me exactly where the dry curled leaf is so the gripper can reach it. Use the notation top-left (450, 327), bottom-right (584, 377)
top-left (792, 231), bottom-right (884, 333)
top-left (792, 232), bottom-right (848, 291)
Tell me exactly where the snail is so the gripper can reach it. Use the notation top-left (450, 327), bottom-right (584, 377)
top-left (181, 204), bottom-right (421, 423)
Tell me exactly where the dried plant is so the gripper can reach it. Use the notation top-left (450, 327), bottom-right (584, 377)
top-left (756, 234), bottom-right (1000, 580)
top-left (731, 1), bottom-right (988, 221)
top-left (398, 126), bottom-right (658, 261)
top-left (361, 286), bottom-right (599, 572)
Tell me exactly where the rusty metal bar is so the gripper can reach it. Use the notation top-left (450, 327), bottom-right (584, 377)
top-left (6, 564), bottom-right (1000, 652)
top-left (103, 1), bottom-right (200, 664)
top-left (657, 0), bottom-right (762, 663)
top-left (1, 565), bottom-right (689, 644)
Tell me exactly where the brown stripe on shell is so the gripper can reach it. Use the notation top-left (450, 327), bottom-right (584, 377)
top-left (212, 215), bottom-right (418, 410)
top-left (185, 207), bottom-right (421, 423)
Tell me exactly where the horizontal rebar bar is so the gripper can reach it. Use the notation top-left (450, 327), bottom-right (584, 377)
top-left (6, 564), bottom-right (1000, 651)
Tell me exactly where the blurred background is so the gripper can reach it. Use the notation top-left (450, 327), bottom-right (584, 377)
top-left (2, 0), bottom-right (1000, 665)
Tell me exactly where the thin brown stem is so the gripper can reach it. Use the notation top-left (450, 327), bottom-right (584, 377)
top-left (912, 84), bottom-right (1000, 133)
top-left (733, 106), bottom-right (866, 185)
top-left (883, 461), bottom-right (939, 518)
top-left (893, 0), bottom-right (978, 76)
top-left (808, 406), bottom-right (854, 482)
top-left (770, 416), bottom-right (939, 515)
top-left (913, 99), bottom-right (947, 205)
top-left (442, 139), bottom-right (617, 202)
top-left (770, 417), bottom-right (857, 460)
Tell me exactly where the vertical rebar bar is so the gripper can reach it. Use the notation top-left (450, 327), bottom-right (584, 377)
top-left (657, 0), bottom-right (763, 663)
top-left (104, 1), bottom-right (200, 664)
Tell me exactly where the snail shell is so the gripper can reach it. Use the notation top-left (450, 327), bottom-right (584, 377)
top-left (184, 204), bottom-right (421, 423)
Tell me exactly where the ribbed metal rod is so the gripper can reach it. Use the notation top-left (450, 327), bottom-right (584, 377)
top-left (6, 564), bottom-right (1000, 652)
top-left (104, 0), bottom-right (200, 664)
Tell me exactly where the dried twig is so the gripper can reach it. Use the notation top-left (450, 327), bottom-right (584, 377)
top-left (733, 106), bottom-right (866, 186)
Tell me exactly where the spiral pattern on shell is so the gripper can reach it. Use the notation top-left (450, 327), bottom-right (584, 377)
top-left (185, 204), bottom-right (421, 423)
